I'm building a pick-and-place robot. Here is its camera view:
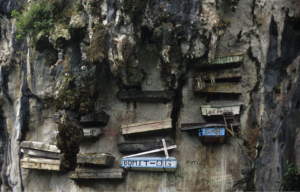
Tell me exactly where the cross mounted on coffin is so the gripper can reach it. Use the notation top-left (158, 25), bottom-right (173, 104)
top-left (123, 139), bottom-right (177, 159)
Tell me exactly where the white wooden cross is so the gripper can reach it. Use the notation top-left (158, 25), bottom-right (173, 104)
top-left (123, 139), bottom-right (176, 159)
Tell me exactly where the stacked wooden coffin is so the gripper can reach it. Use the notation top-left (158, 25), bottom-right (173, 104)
top-left (53, 111), bottom-right (109, 139)
top-left (20, 141), bottom-right (63, 171)
top-left (69, 153), bottom-right (125, 180)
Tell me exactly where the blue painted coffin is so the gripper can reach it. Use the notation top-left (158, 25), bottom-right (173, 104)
top-left (121, 157), bottom-right (177, 172)
top-left (198, 127), bottom-right (226, 137)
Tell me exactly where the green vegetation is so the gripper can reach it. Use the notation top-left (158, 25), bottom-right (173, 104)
top-left (277, 161), bottom-right (300, 191)
top-left (11, 0), bottom-right (69, 41)
top-left (273, 84), bottom-right (281, 94)
top-left (272, 135), bottom-right (276, 141)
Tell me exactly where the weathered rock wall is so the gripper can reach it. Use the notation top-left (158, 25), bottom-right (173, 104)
top-left (0, 0), bottom-right (300, 191)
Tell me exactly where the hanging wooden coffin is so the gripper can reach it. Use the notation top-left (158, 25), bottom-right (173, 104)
top-left (20, 148), bottom-right (61, 160)
top-left (76, 153), bottom-right (115, 167)
top-left (21, 157), bottom-right (62, 171)
top-left (53, 128), bottom-right (103, 139)
top-left (121, 119), bottom-right (172, 137)
top-left (198, 127), bottom-right (226, 144)
top-left (196, 68), bottom-right (242, 80)
top-left (20, 141), bottom-right (61, 153)
top-left (69, 168), bottom-right (125, 180)
top-left (194, 82), bottom-right (242, 93)
top-left (79, 111), bottom-right (110, 127)
top-left (116, 90), bottom-right (175, 103)
top-left (121, 157), bottom-right (177, 172)
top-left (196, 52), bottom-right (244, 66)
top-left (201, 104), bottom-right (241, 116)
top-left (181, 123), bottom-right (226, 132)
top-left (117, 140), bottom-right (175, 153)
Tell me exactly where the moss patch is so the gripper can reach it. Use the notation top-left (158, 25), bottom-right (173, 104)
top-left (85, 28), bottom-right (108, 63)
top-left (57, 122), bottom-right (83, 171)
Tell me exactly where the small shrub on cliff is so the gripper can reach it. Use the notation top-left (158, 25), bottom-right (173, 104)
top-left (12, 0), bottom-right (69, 41)
top-left (277, 161), bottom-right (300, 191)
top-left (273, 84), bottom-right (281, 94)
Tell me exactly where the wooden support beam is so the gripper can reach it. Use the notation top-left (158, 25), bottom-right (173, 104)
top-left (20, 148), bottom-right (62, 159)
top-left (116, 90), bottom-right (175, 103)
top-left (117, 140), bottom-right (175, 153)
top-left (194, 82), bottom-right (242, 93)
top-left (79, 111), bottom-right (110, 127)
top-left (20, 141), bottom-right (60, 153)
top-left (196, 52), bottom-right (244, 66)
top-left (121, 119), bottom-right (172, 137)
top-left (21, 157), bottom-right (62, 171)
top-left (69, 168), bottom-right (125, 180)
top-left (196, 68), bottom-right (242, 80)
top-left (76, 153), bottom-right (115, 167)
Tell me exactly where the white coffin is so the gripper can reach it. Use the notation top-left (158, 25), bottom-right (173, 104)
top-left (201, 105), bottom-right (240, 116)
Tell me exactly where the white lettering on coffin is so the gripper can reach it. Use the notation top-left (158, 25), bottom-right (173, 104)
top-left (122, 159), bottom-right (176, 168)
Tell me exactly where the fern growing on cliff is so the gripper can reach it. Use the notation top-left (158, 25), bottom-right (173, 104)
top-left (277, 161), bottom-right (300, 191)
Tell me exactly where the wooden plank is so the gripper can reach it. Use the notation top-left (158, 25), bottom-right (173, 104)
top-left (21, 157), bottom-right (61, 171)
top-left (200, 105), bottom-right (241, 116)
top-left (181, 123), bottom-right (226, 132)
top-left (121, 157), bottom-right (177, 172)
top-left (116, 90), bottom-right (175, 103)
top-left (20, 141), bottom-right (60, 153)
top-left (196, 52), bottom-right (244, 66)
top-left (76, 153), bottom-right (115, 167)
top-left (80, 111), bottom-right (110, 127)
top-left (196, 68), bottom-right (241, 80)
top-left (209, 100), bottom-right (244, 107)
top-left (69, 168), bottom-right (125, 180)
top-left (117, 140), bottom-right (175, 153)
top-left (121, 119), bottom-right (172, 137)
top-left (194, 82), bottom-right (242, 93)
top-left (53, 128), bottom-right (103, 139)
top-left (20, 148), bottom-right (61, 159)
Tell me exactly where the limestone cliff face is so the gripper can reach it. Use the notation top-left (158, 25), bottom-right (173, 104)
top-left (0, 0), bottom-right (299, 191)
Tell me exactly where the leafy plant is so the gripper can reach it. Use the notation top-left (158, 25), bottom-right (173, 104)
top-left (11, 0), bottom-right (69, 41)
top-left (272, 135), bottom-right (276, 141)
top-left (273, 84), bottom-right (281, 94)
top-left (277, 161), bottom-right (300, 191)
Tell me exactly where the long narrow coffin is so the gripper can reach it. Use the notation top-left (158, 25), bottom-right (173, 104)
top-left (196, 52), bottom-right (244, 66)
top-left (117, 140), bottom-right (175, 153)
top-left (194, 82), bottom-right (242, 93)
top-left (20, 141), bottom-right (60, 153)
top-left (21, 157), bottom-right (62, 171)
top-left (79, 111), bottom-right (110, 127)
top-left (20, 148), bottom-right (61, 159)
top-left (198, 127), bottom-right (226, 144)
top-left (116, 90), bottom-right (175, 103)
top-left (121, 119), bottom-right (172, 137)
top-left (52, 112), bottom-right (61, 124)
top-left (53, 128), bottom-right (103, 139)
top-left (69, 168), bottom-right (125, 180)
top-left (196, 68), bottom-right (242, 80)
top-left (76, 153), bottom-right (115, 167)
top-left (201, 103), bottom-right (241, 116)
top-left (181, 123), bottom-right (226, 132)
top-left (121, 157), bottom-right (177, 172)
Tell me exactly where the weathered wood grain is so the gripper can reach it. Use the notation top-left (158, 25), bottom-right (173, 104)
top-left (196, 68), bottom-right (241, 80)
top-left (80, 111), bottom-right (110, 127)
top-left (209, 100), bottom-right (244, 107)
top-left (20, 141), bottom-right (60, 153)
top-left (194, 82), bottom-right (242, 93)
top-left (76, 153), bottom-right (115, 167)
top-left (21, 157), bottom-right (62, 171)
top-left (121, 119), bottom-right (172, 137)
top-left (117, 140), bottom-right (175, 153)
top-left (116, 90), bottom-right (175, 103)
top-left (69, 168), bottom-right (125, 180)
top-left (20, 148), bottom-right (61, 159)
